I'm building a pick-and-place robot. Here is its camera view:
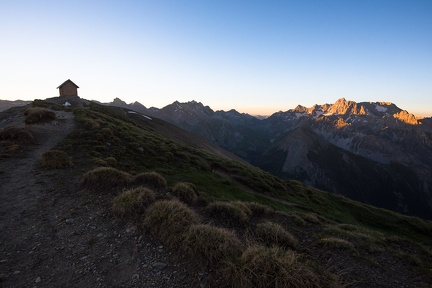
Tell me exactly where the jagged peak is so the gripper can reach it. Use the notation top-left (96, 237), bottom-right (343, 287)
top-left (326, 98), bottom-right (368, 116)
top-left (393, 110), bottom-right (420, 125)
top-left (112, 97), bottom-right (126, 103)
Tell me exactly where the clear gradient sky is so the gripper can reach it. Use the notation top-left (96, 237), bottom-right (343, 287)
top-left (1, 0), bottom-right (431, 116)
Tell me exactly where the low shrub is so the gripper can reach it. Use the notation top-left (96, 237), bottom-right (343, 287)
top-left (0, 126), bottom-right (34, 144)
top-left (206, 201), bottom-right (251, 225)
top-left (24, 107), bottom-right (56, 124)
top-left (143, 199), bottom-right (200, 246)
top-left (255, 222), bottom-right (298, 249)
top-left (112, 187), bottom-right (156, 218)
top-left (42, 150), bottom-right (72, 168)
top-left (226, 245), bottom-right (327, 288)
top-left (134, 172), bottom-right (167, 191)
top-left (185, 224), bottom-right (243, 265)
top-left (80, 167), bottom-right (133, 191)
top-left (172, 182), bottom-right (198, 204)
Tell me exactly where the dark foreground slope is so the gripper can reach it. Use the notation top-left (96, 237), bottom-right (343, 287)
top-left (1, 98), bottom-right (432, 287)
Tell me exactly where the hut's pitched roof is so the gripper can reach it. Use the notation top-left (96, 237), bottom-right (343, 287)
top-left (57, 79), bottom-right (79, 89)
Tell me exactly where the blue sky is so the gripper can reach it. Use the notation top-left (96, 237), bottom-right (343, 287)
top-left (1, 0), bottom-right (431, 116)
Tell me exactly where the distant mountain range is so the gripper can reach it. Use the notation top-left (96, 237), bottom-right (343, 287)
top-left (0, 100), bottom-right (31, 112)
top-left (105, 97), bottom-right (432, 219)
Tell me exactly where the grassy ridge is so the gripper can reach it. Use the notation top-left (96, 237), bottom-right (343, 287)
top-left (49, 100), bottom-right (432, 244)
top-left (35, 99), bottom-right (432, 286)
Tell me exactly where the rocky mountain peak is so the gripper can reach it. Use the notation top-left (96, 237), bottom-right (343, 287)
top-left (393, 110), bottom-right (420, 125)
top-left (327, 98), bottom-right (368, 116)
top-left (112, 97), bottom-right (128, 107)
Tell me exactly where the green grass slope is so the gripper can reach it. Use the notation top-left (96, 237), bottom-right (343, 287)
top-left (36, 99), bottom-right (432, 287)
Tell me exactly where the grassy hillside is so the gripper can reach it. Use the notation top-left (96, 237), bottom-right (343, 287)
top-left (34, 99), bottom-right (432, 287)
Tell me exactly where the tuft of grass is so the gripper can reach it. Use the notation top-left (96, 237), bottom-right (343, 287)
top-left (24, 107), bottom-right (56, 124)
top-left (323, 224), bottom-right (381, 246)
top-left (42, 150), bottom-right (72, 168)
top-left (143, 199), bottom-right (200, 246)
top-left (232, 201), bottom-right (253, 218)
top-left (134, 172), bottom-right (167, 191)
top-left (244, 202), bottom-right (273, 216)
top-left (302, 212), bottom-right (324, 224)
top-left (0, 126), bottom-right (35, 144)
top-left (206, 201), bottom-right (251, 225)
top-left (105, 156), bottom-right (117, 167)
top-left (80, 167), bottom-right (133, 191)
top-left (287, 213), bottom-right (308, 226)
top-left (319, 237), bottom-right (356, 251)
top-left (255, 221), bottom-right (298, 249)
top-left (112, 187), bottom-right (156, 218)
top-left (172, 182), bottom-right (199, 204)
top-left (184, 224), bottom-right (243, 265)
top-left (226, 245), bottom-right (336, 288)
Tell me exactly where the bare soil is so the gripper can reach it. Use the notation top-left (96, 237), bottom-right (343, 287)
top-left (0, 110), bottom-right (224, 288)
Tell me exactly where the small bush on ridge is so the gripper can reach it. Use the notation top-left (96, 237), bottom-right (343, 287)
top-left (143, 199), bottom-right (200, 246)
top-left (255, 221), bottom-right (298, 249)
top-left (134, 172), bottom-right (167, 191)
top-left (245, 202), bottom-right (273, 216)
top-left (226, 245), bottom-right (327, 288)
top-left (24, 107), bottom-right (56, 124)
top-left (0, 126), bottom-right (35, 144)
top-left (80, 167), bottom-right (133, 191)
top-left (112, 187), bottom-right (156, 218)
top-left (185, 224), bottom-right (243, 265)
top-left (172, 182), bottom-right (198, 204)
top-left (206, 201), bottom-right (250, 225)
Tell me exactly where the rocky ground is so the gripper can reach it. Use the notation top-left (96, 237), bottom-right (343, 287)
top-left (0, 109), bottom-right (224, 288)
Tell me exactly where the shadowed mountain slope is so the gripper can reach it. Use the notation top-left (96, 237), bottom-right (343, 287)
top-left (112, 98), bottom-right (431, 219)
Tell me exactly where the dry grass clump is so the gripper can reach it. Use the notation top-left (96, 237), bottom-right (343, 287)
top-left (105, 156), bottom-right (117, 167)
top-left (232, 201), bottom-right (253, 218)
top-left (24, 107), bottom-right (56, 124)
top-left (42, 150), bottom-right (73, 168)
top-left (0, 126), bottom-right (35, 144)
top-left (227, 245), bottom-right (330, 288)
top-left (185, 224), bottom-right (243, 265)
top-left (302, 212), bottom-right (324, 224)
top-left (172, 182), bottom-right (199, 204)
top-left (143, 199), bottom-right (200, 246)
top-left (206, 201), bottom-right (251, 225)
top-left (288, 214), bottom-right (308, 226)
top-left (324, 224), bottom-right (380, 244)
top-left (244, 202), bottom-right (273, 216)
top-left (255, 222), bottom-right (298, 249)
top-left (134, 172), bottom-right (167, 191)
top-left (319, 237), bottom-right (356, 251)
top-left (80, 167), bottom-right (133, 191)
top-left (112, 187), bottom-right (156, 218)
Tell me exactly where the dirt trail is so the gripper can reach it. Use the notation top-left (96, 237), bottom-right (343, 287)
top-left (0, 111), bottom-right (219, 288)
